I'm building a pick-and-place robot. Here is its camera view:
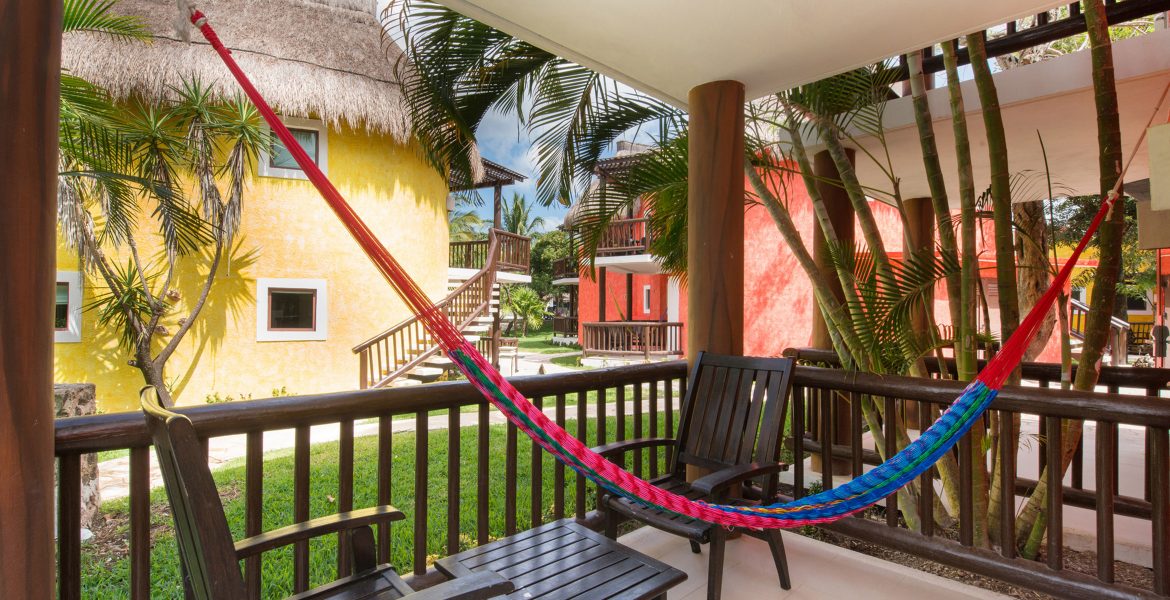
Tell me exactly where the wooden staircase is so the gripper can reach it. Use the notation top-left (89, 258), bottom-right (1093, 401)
top-left (354, 230), bottom-right (516, 389)
top-left (1069, 297), bottom-right (1131, 366)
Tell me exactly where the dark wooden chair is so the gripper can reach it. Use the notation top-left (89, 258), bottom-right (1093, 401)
top-left (594, 352), bottom-right (794, 600)
top-left (140, 388), bottom-right (513, 600)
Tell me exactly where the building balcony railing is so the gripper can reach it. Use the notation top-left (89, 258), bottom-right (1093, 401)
top-left (552, 256), bottom-right (579, 280)
top-left (580, 321), bottom-right (682, 358)
top-left (596, 218), bottom-right (651, 257)
top-left (449, 229), bottom-right (531, 273)
top-left (552, 315), bottom-right (579, 337)
top-left (54, 356), bottom-right (1170, 597)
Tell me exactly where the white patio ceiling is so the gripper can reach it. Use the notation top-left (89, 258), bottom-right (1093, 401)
top-left (436, 0), bottom-right (1068, 106)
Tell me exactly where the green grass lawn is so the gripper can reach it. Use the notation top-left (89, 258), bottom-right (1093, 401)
top-left (514, 324), bottom-right (581, 355)
top-left (81, 414), bottom-right (670, 599)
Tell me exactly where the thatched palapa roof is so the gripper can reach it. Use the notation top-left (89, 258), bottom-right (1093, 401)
top-left (61, 0), bottom-right (409, 140)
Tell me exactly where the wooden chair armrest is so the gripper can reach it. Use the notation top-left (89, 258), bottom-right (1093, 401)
top-left (590, 437), bottom-right (674, 461)
top-left (404, 571), bottom-right (514, 600)
top-left (691, 462), bottom-right (789, 497)
top-left (235, 505), bottom-right (404, 559)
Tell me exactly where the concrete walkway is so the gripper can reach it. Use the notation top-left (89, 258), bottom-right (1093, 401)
top-left (97, 350), bottom-right (665, 501)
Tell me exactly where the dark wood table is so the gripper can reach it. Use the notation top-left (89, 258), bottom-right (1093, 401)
top-left (435, 519), bottom-right (688, 599)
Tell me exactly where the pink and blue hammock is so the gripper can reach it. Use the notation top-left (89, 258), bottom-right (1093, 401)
top-left (186, 8), bottom-right (1142, 529)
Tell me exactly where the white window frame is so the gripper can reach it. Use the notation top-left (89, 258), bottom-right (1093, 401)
top-left (258, 117), bottom-right (328, 180)
top-left (55, 271), bottom-right (83, 343)
top-left (642, 285), bottom-right (652, 315)
top-left (256, 278), bottom-right (328, 342)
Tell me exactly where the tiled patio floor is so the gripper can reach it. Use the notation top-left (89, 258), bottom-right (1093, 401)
top-left (617, 526), bottom-right (1007, 600)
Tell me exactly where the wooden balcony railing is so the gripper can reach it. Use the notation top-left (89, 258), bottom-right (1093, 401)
top-left (54, 363), bottom-right (689, 599)
top-left (449, 229), bottom-right (531, 273)
top-left (552, 256), bottom-right (579, 280)
top-left (54, 357), bottom-right (1170, 597)
top-left (552, 316), bottom-right (579, 337)
top-left (596, 218), bottom-right (650, 256)
top-left (782, 347), bottom-right (1170, 599)
top-left (581, 321), bottom-right (682, 359)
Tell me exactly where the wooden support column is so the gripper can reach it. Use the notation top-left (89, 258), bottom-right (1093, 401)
top-left (626, 273), bottom-right (634, 320)
top-left (687, 80), bottom-right (744, 362)
top-left (598, 267), bottom-right (608, 322)
top-left (904, 197), bottom-right (936, 333)
top-left (1, 0), bottom-right (62, 596)
top-left (493, 183), bottom-right (503, 230)
top-left (810, 149), bottom-right (855, 475)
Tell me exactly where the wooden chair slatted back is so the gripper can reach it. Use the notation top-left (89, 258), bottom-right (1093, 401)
top-left (141, 388), bottom-right (248, 600)
top-left (671, 353), bottom-right (794, 493)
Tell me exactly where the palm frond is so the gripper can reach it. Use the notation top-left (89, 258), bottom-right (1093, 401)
top-left (63, 0), bottom-right (148, 39)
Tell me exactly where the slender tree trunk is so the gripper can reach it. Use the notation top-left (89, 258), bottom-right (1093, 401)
top-left (1015, 201), bottom-right (1055, 361)
top-left (908, 50), bottom-right (963, 337)
top-left (943, 40), bottom-right (991, 548)
top-left (967, 32), bottom-right (1021, 346)
top-left (1015, 0), bottom-right (1126, 551)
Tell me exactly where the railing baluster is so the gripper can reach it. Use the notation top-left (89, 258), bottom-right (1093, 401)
top-left (554, 393), bottom-right (566, 519)
top-left (477, 403), bottom-right (489, 546)
top-left (337, 419), bottom-right (354, 576)
top-left (447, 408), bottom-right (460, 556)
top-left (999, 411), bottom-right (1016, 558)
top-left (597, 387), bottom-right (608, 448)
top-left (1046, 417), bottom-right (1063, 571)
top-left (634, 383), bottom-right (644, 476)
top-left (919, 401), bottom-right (935, 537)
top-left (576, 390), bottom-right (588, 519)
top-left (649, 381), bottom-right (660, 479)
top-left (377, 415), bottom-right (393, 562)
top-left (792, 385), bottom-right (804, 499)
top-left (821, 389), bottom-right (834, 493)
top-left (885, 396), bottom-right (898, 528)
top-left (960, 424), bottom-right (974, 546)
top-left (1151, 425), bottom-right (1169, 595)
top-left (850, 392), bottom-right (863, 479)
top-left (531, 396), bottom-right (544, 528)
top-left (245, 431), bottom-right (264, 598)
top-left (294, 426), bottom-right (310, 593)
top-left (505, 419), bottom-right (518, 535)
top-left (616, 384), bottom-right (627, 446)
top-left (1097, 420), bottom-right (1117, 583)
top-left (58, 454), bottom-right (81, 600)
top-left (414, 411), bottom-right (428, 576)
top-left (129, 447), bottom-right (150, 599)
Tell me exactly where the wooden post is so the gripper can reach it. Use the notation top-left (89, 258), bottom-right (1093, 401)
top-left (626, 273), bottom-right (634, 321)
top-left (687, 80), bottom-right (744, 362)
top-left (493, 183), bottom-right (503, 230)
top-left (809, 149), bottom-right (856, 350)
top-left (598, 267), bottom-right (608, 321)
top-left (0, 0), bottom-right (62, 596)
top-left (810, 149), bottom-right (855, 474)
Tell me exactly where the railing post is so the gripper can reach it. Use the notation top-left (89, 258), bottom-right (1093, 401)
top-left (359, 352), bottom-right (368, 390)
top-left (643, 325), bottom-right (651, 360)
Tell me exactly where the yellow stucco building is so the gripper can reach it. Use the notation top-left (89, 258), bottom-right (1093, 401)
top-left (56, 0), bottom-right (450, 412)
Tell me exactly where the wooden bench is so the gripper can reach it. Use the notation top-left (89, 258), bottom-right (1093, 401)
top-left (140, 388), bottom-right (513, 600)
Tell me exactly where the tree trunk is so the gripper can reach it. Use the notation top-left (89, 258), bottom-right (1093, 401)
top-left (943, 39), bottom-right (991, 548)
top-left (1015, 0), bottom-right (1126, 553)
top-left (908, 50), bottom-right (963, 339)
top-left (1015, 201), bottom-right (1055, 361)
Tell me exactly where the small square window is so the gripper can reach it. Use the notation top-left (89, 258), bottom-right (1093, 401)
top-left (55, 283), bottom-right (70, 330)
top-left (55, 271), bottom-right (82, 343)
top-left (256, 278), bottom-right (328, 342)
top-left (269, 128), bottom-right (319, 171)
top-left (268, 289), bottom-right (316, 330)
top-left (643, 285), bottom-right (652, 314)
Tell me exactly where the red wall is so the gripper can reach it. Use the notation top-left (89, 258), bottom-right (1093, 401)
top-left (577, 270), bottom-right (669, 324)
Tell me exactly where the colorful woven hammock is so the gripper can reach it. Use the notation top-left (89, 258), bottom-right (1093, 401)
top-left (187, 9), bottom-right (1127, 528)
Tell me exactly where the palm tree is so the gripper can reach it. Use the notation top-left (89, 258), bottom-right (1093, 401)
top-left (58, 3), bottom-right (269, 406)
top-left (501, 192), bottom-right (546, 237)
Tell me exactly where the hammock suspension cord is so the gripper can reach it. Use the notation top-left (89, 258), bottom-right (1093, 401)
top-left (185, 7), bottom-right (1166, 528)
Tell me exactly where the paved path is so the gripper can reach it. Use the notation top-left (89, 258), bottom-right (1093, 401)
top-left (97, 357), bottom-right (676, 502)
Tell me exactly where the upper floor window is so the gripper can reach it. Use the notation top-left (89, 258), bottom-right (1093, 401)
top-left (643, 285), bottom-right (652, 314)
top-left (258, 118), bottom-right (328, 180)
top-left (55, 271), bottom-right (82, 343)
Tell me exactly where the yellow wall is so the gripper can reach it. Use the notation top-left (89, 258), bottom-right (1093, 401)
top-left (55, 123), bottom-right (449, 413)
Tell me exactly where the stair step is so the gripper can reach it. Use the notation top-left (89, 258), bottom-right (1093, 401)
top-left (463, 335), bottom-right (482, 343)
top-left (424, 356), bottom-right (455, 368)
top-left (463, 325), bottom-right (491, 334)
top-left (388, 378), bottom-right (423, 388)
top-left (406, 366), bottom-right (446, 383)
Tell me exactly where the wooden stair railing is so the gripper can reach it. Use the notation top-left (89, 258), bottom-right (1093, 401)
top-left (354, 231), bottom-right (503, 389)
top-left (1069, 297), bottom-right (1131, 366)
